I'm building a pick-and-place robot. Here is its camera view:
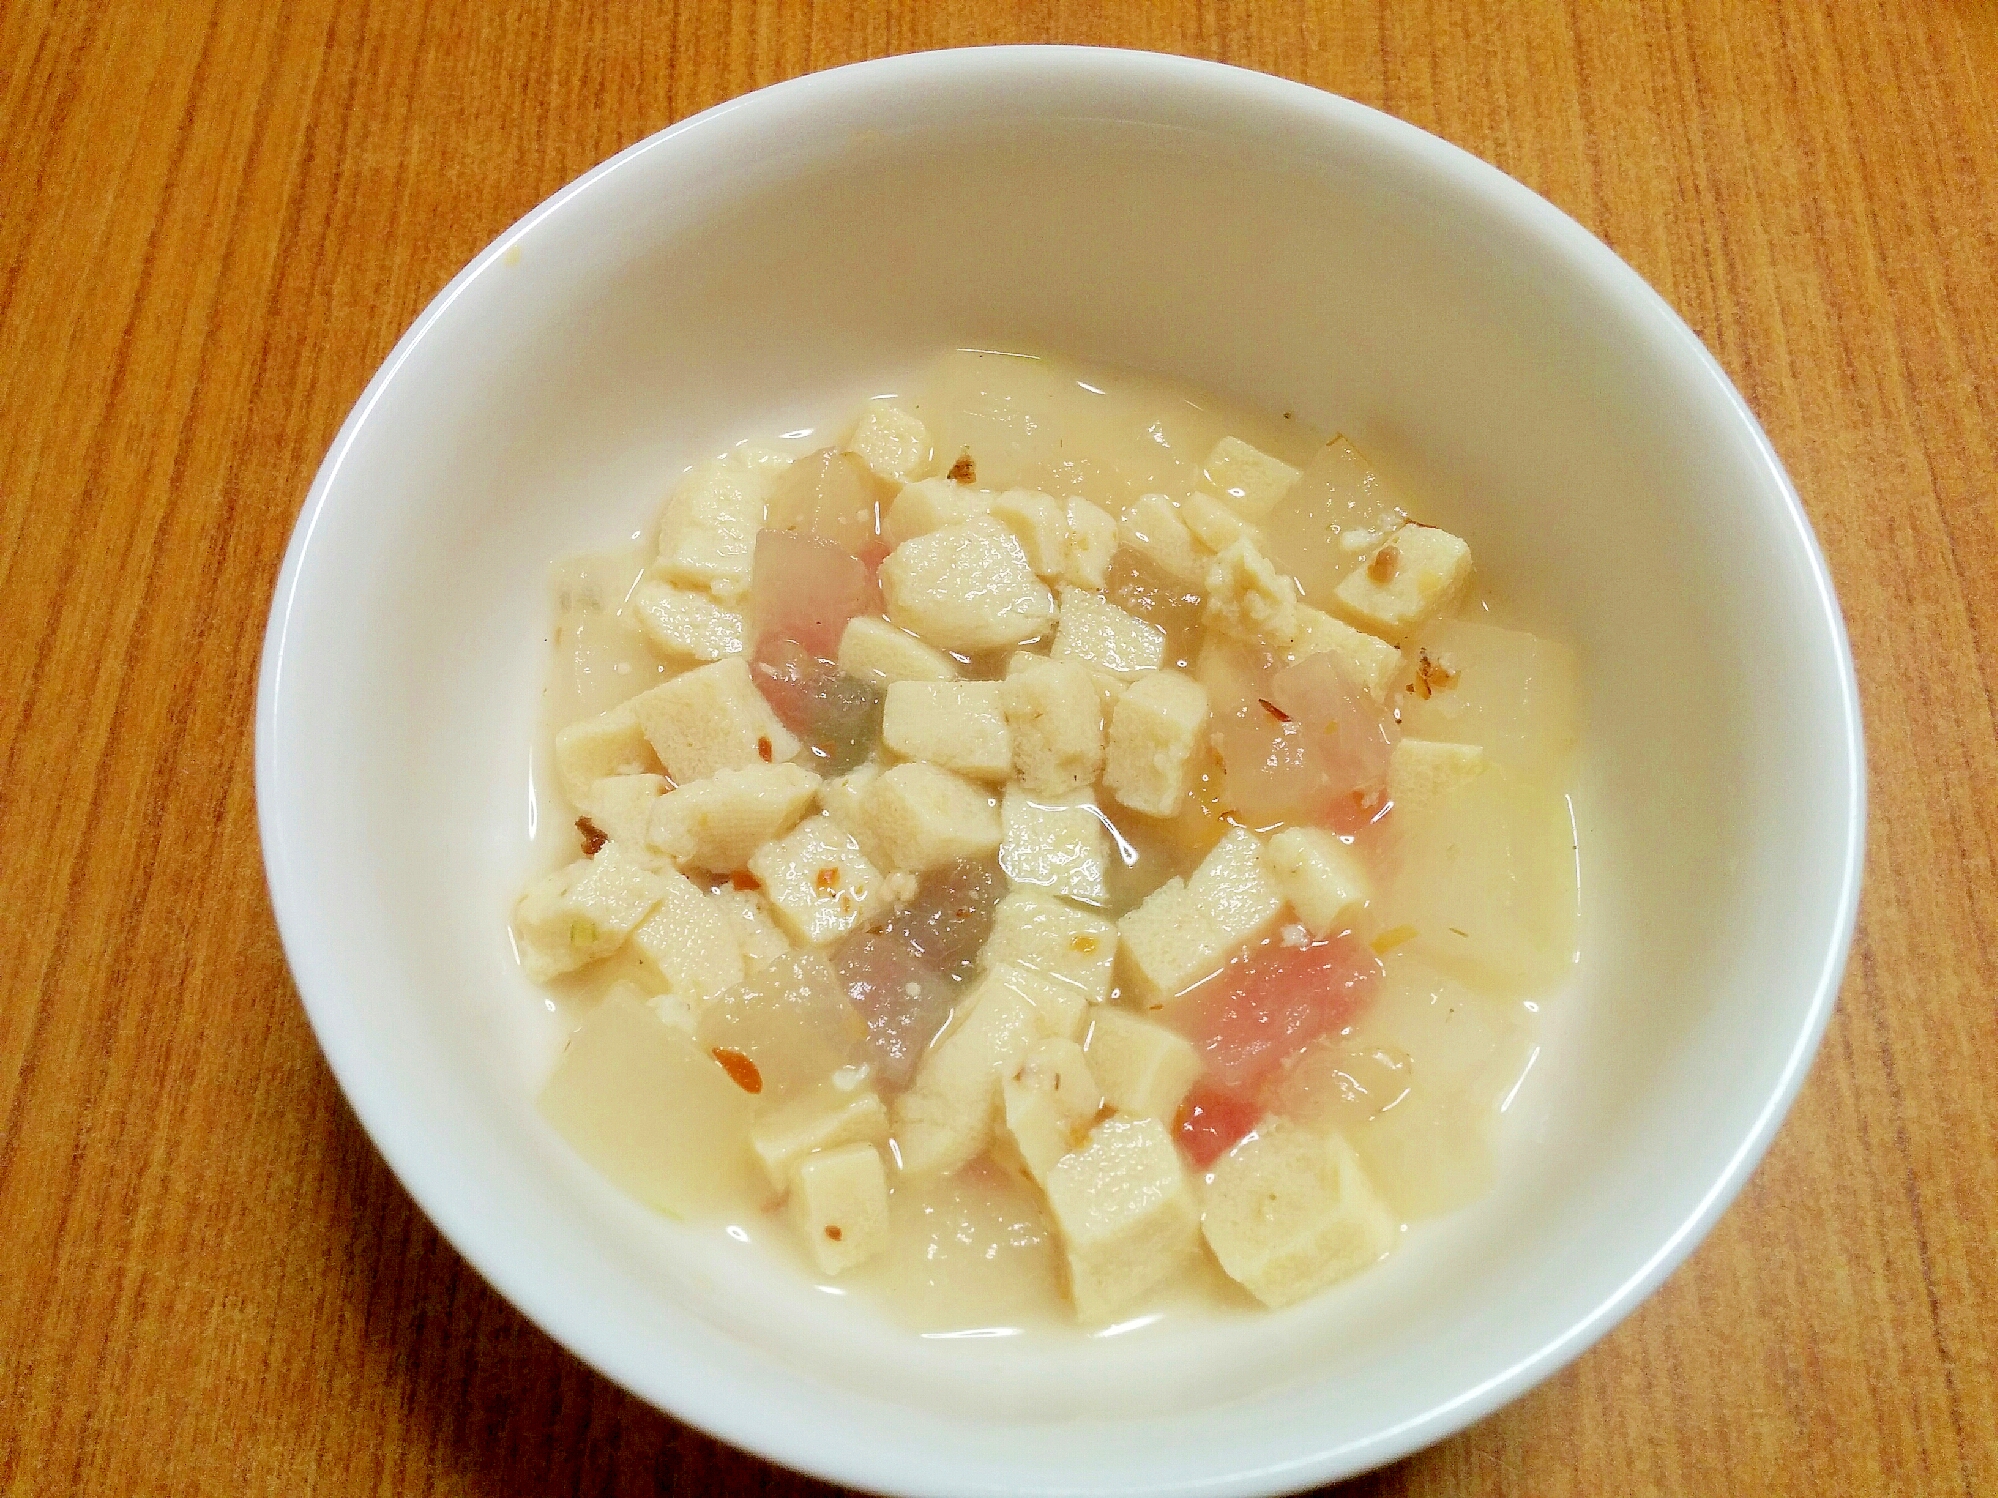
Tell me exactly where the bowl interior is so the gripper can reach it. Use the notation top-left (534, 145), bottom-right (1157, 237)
top-left (259, 48), bottom-right (1860, 1497)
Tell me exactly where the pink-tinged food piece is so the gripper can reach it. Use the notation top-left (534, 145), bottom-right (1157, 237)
top-left (750, 529), bottom-right (881, 660)
top-left (1212, 645), bottom-right (1396, 830)
top-left (1174, 1082), bottom-right (1263, 1168)
top-left (763, 448), bottom-right (895, 568)
top-left (830, 931), bottom-right (954, 1092)
top-left (874, 857), bottom-right (1007, 977)
top-left (1169, 934), bottom-right (1383, 1098)
top-left (749, 636), bottom-right (881, 775)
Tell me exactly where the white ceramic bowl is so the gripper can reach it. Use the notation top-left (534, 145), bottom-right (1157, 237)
top-left (257, 46), bottom-right (1863, 1497)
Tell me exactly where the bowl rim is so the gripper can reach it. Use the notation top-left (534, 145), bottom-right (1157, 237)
top-left (256, 43), bottom-right (1866, 1496)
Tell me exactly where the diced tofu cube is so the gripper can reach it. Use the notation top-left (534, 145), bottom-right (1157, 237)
top-left (836, 616), bottom-right (961, 686)
top-left (1115, 878), bottom-right (1218, 1002)
top-left (1201, 1122), bottom-right (1397, 1308)
top-left (629, 577), bottom-right (744, 662)
top-left (711, 886), bottom-right (790, 973)
top-left (981, 888), bottom-right (1119, 1005)
top-left (880, 518), bottom-right (1056, 651)
top-left (629, 657), bottom-right (800, 784)
top-left (1116, 492), bottom-right (1208, 588)
top-left (1045, 1116), bottom-right (1200, 1323)
top-left (1189, 826), bottom-right (1286, 943)
top-left (1052, 586), bottom-right (1166, 680)
top-left (656, 456), bottom-right (773, 601)
top-left (882, 477), bottom-right (992, 547)
top-left (862, 763), bottom-right (1002, 873)
top-left (999, 788), bottom-right (1112, 906)
top-left (552, 701), bottom-right (662, 805)
top-left (627, 864), bottom-right (748, 1004)
top-left (817, 762), bottom-right (883, 857)
top-left (748, 814), bottom-right (890, 946)
top-left (1287, 606), bottom-right (1402, 702)
top-left (789, 1142), bottom-right (890, 1275)
top-left (579, 773), bottom-right (669, 848)
top-left (1388, 738), bottom-right (1488, 808)
top-left (1002, 659), bottom-right (1105, 798)
top-left (1333, 523), bottom-right (1473, 642)
top-left (513, 844), bottom-right (667, 982)
top-left (892, 961), bottom-right (1088, 1177)
top-left (988, 488), bottom-right (1069, 578)
top-left (881, 681), bottom-right (1013, 781)
top-left (1202, 538), bottom-right (1299, 647)
top-left (1004, 649), bottom-right (1047, 677)
top-left (1001, 1038), bottom-right (1102, 1185)
top-left (848, 405), bottom-right (933, 483)
top-left (1203, 436), bottom-right (1300, 520)
top-left (1103, 670), bottom-right (1209, 818)
top-left (1117, 829), bottom-right (1281, 998)
top-left (1062, 497), bottom-right (1118, 589)
top-left (1265, 827), bottom-right (1371, 938)
top-left (1084, 1008), bottom-right (1201, 1121)
top-left (750, 1080), bottom-right (891, 1188)
top-left (647, 762), bottom-right (821, 872)
top-left (1180, 490), bottom-right (1260, 553)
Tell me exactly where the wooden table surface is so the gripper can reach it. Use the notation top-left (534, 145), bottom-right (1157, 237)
top-left (4, 2), bottom-right (1993, 1493)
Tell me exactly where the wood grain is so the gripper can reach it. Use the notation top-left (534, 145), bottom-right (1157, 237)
top-left (2, 2), bottom-right (1992, 1493)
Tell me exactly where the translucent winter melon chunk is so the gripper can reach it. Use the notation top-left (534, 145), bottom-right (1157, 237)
top-left (540, 990), bottom-right (762, 1217)
top-left (1394, 618), bottom-right (1579, 780)
top-left (847, 1165), bottom-right (1065, 1330)
top-left (696, 951), bottom-right (869, 1102)
top-left (907, 350), bottom-right (1211, 512)
top-left (1374, 766), bottom-right (1580, 994)
top-left (1259, 438), bottom-right (1406, 608)
top-left (1339, 956), bottom-right (1534, 1219)
top-left (547, 550), bottom-right (670, 725)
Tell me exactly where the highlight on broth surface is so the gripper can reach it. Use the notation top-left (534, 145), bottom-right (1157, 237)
top-left (514, 350), bottom-right (1581, 1330)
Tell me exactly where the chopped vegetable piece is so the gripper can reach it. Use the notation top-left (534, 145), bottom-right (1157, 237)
top-left (1174, 1082), bottom-right (1261, 1168)
top-left (750, 529), bottom-right (881, 660)
top-left (763, 447), bottom-right (895, 566)
top-left (696, 951), bottom-right (868, 1101)
top-left (1169, 934), bottom-right (1382, 1098)
top-left (750, 636), bottom-right (883, 774)
top-left (872, 856), bottom-right (1007, 976)
top-left (831, 931), bottom-right (955, 1091)
top-left (1209, 642), bottom-right (1396, 828)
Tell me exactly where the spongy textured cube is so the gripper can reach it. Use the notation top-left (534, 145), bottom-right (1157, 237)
top-left (1103, 670), bottom-right (1209, 817)
top-left (553, 701), bottom-right (663, 805)
top-left (788, 1142), bottom-right (890, 1275)
top-left (1201, 1122), bottom-right (1397, 1307)
top-left (629, 578), bottom-right (744, 662)
top-left (1045, 1116), bottom-right (1200, 1323)
top-left (629, 657), bottom-right (799, 784)
top-left (579, 773), bottom-right (669, 848)
top-left (1052, 586), bottom-right (1167, 681)
top-left (647, 762), bottom-right (820, 872)
top-left (1003, 658), bottom-right (1105, 797)
top-left (1203, 436), bottom-right (1300, 520)
top-left (880, 518), bottom-right (1056, 651)
top-left (1265, 826), bottom-right (1371, 937)
top-left (750, 1080), bottom-right (891, 1188)
top-left (513, 843), bottom-right (666, 982)
top-left (628, 865), bottom-right (748, 1003)
top-left (1387, 738), bottom-right (1488, 808)
top-left (883, 477), bottom-right (991, 546)
top-left (836, 616), bottom-right (961, 686)
top-left (655, 455), bottom-right (777, 601)
top-left (881, 681), bottom-right (1013, 781)
top-left (891, 961), bottom-right (1088, 1178)
top-left (1115, 493), bottom-right (1208, 588)
top-left (1084, 1007), bottom-right (1202, 1121)
top-left (998, 788), bottom-right (1112, 907)
top-left (848, 405), bottom-right (933, 483)
top-left (1203, 538), bottom-right (1298, 647)
top-left (747, 814), bottom-right (890, 946)
top-left (1001, 1038), bottom-right (1102, 1184)
top-left (862, 763), bottom-right (1002, 872)
top-left (1287, 606), bottom-right (1402, 702)
top-left (980, 888), bottom-right (1118, 1005)
top-left (1062, 497), bottom-right (1118, 589)
top-left (1333, 523), bottom-right (1472, 641)
top-left (1117, 829), bottom-right (1281, 998)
